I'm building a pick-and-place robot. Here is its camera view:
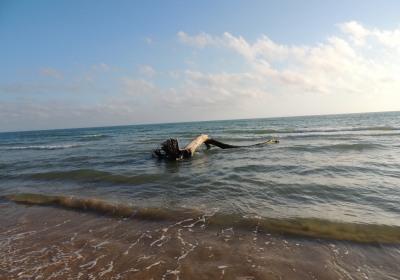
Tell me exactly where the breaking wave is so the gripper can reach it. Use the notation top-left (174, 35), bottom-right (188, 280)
top-left (29, 169), bottom-right (164, 184)
top-left (80, 135), bottom-right (109, 140)
top-left (0, 144), bottom-right (85, 150)
top-left (224, 126), bottom-right (400, 135)
top-left (288, 143), bottom-right (380, 152)
top-left (4, 193), bottom-right (400, 244)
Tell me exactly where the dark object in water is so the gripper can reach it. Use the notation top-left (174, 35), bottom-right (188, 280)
top-left (153, 134), bottom-right (279, 160)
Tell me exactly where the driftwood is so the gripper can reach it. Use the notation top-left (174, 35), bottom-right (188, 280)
top-left (153, 134), bottom-right (279, 160)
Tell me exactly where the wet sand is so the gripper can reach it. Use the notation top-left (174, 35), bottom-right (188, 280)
top-left (1, 201), bottom-right (400, 279)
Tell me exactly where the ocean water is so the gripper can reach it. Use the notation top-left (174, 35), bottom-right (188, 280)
top-left (1, 111), bottom-right (400, 279)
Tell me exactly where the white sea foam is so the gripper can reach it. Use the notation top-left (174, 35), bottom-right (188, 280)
top-left (146, 261), bottom-right (164, 270)
top-left (177, 245), bottom-right (196, 262)
top-left (98, 261), bottom-right (114, 277)
top-left (80, 255), bottom-right (105, 270)
top-left (124, 233), bottom-right (146, 255)
top-left (82, 134), bottom-right (105, 137)
top-left (1, 144), bottom-right (85, 150)
top-left (150, 233), bottom-right (169, 247)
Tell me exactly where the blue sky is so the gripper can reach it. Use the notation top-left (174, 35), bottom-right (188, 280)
top-left (1, 0), bottom-right (400, 132)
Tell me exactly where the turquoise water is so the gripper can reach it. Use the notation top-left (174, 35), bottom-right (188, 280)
top-left (1, 111), bottom-right (400, 242)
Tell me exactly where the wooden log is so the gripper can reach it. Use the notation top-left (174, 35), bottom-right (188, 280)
top-left (184, 134), bottom-right (210, 155)
top-left (153, 135), bottom-right (279, 160)
top-left (204, 138), bottom-right (279, 149)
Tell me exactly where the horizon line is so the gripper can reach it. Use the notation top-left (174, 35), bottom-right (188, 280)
top-left (1, 109), bottom-right (398, 134)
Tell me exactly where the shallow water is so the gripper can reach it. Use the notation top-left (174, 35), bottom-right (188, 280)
top-left (1, 111), bottom-right (400, 279)
top-left (1, 201), bottom-right (400, 280)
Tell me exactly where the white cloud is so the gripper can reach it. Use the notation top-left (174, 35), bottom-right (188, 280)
top-left (120, 77), bottom-right (158, 96)
top-left (252, 60), bottom-right (329, 94)
top-left (139, 65), bottom-right (157, 77)
top-left (4, 21), bottom-right (400, 132)
top-left (177, 31), bottom-right (216, 48)
top-left (104, 98), bottom-right (138, 106)
top-left (178, 24), bottom-right (400, 96)
top-left (39, 67), bottom-right (63, 78)
top-left (0, 99), bottom-right (137, 131)
top-left (338, 21), bottom-right (400, 49)
top-left (169, 71), bottom-right (180, 79)
top-left (184, 70), bottom-right (245, 88)
top-left (222, 33), bottom-right (290, 61)
top-left (117, 71), bottom-right (271, 113)
top-left (178, 31), bottom-right (290, 60)
top-left (185, 59), bottom-right (198, 68)
top-left (146, 37), bottom-right (153, 44)
top-left (337, 21), bottom-right (369, 45)
top-left (112, 22), bottom-right (399, 116)
top-left (91, 62), bottom-right (110, 72)
top-left (162, 79), bottom-right (272, 110)
top-left (373, 28), bottom-right (400, 49)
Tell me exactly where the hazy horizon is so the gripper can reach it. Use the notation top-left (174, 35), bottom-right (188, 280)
top-left (1, 109), bottom-right (398, 134)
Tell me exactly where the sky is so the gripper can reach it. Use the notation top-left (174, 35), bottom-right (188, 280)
top-left (1, 0), bottom-right (400, 132)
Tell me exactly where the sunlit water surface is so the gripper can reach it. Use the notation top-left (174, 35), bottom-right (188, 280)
top-left (1, 111), bottom-right (400, 279)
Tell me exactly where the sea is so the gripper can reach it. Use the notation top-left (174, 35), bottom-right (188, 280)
top-left (1, 111), bottom-right (400, 279)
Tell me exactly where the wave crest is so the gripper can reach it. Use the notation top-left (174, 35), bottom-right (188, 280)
top-left (0, 144), bottom-right (84, 150)
top-left (223, 126), bottom-right (399, 135)
top-left (4, 193), bottom-right (400, 244)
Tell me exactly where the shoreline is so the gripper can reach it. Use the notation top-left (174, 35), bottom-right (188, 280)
top-left (4, 194), bottom-right (400, 244)
top-left (1, 201), bottom-right (399, 279)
